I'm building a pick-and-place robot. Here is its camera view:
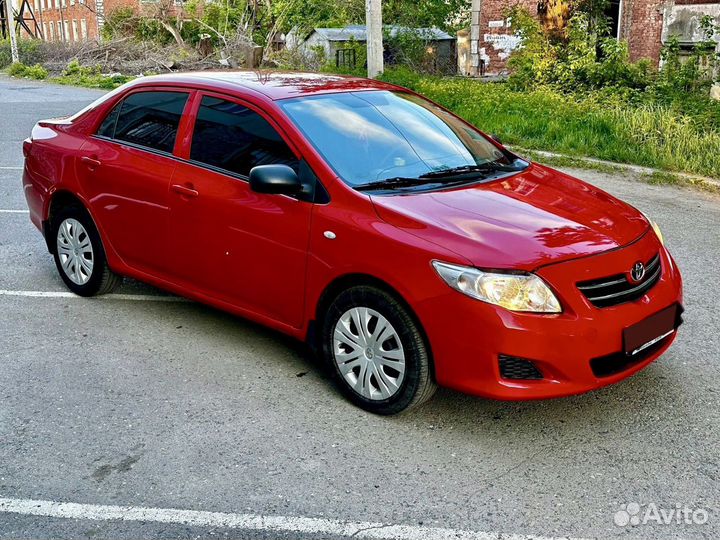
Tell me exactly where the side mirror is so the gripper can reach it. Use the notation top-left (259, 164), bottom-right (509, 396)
top-left (249, 165), bottom-right (302, 195)
top-left (489, 133), bottom-right (502, 145)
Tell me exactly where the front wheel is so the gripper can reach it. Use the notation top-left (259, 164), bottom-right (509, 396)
top-left (321, 286), bottom-right (437, 414)
top-left (52, 206), bottom-right (121, 296)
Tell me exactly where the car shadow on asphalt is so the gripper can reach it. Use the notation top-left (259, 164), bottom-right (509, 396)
top-left (102, 277), bottom-right (689, 443)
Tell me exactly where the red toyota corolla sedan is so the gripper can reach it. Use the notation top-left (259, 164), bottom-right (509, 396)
top-left (22, 71), bottom-right (683, 414)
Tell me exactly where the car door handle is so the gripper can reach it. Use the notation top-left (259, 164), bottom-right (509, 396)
top-left (171, 184), bottom-right (199, 198)
top-left (80, 156), bottom-right (101, 170)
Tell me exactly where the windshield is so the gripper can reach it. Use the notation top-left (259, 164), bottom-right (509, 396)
top-left (279, 90), bottom-right (522, 188)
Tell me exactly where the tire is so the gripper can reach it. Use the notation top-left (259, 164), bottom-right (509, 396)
top-left (51, 205), bottom-right (121, 297)
top-left (321, 285), bottom-right (437, 414)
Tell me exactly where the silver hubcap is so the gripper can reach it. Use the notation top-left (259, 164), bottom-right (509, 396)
top-left (333, 307), bottom-right (406, 401)
top-left (56, 218), bottom-right (94, 285)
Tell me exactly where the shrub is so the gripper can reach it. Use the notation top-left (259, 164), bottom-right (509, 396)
top-left (0, 39), bottom-right (45, 69)
top-left (62, 58), bottom-right (87, 77)
top-left (0, 40), bottom-right (9, 68)
top-left (507, 8), bottom-right (655, 92)
top-left (7, 62), bottom-right (27, 76)
top-left (22, 63), bottom-right (49, 79)
top-left (6, 61), bottom-right (48, 79)
top-left (55, 59), bottom-right (133, 89)
top-left (506, 5), bottom-right (720, 105)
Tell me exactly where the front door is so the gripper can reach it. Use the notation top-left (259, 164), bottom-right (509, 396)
top-left (168, 94), bottom-right (312, 328)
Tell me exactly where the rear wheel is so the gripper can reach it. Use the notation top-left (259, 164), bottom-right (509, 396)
top-left (52, 206), bottom-right (121, 296)
top-left (321, 286), bottom-right (436, 414)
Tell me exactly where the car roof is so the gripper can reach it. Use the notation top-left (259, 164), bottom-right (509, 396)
top-left (130, 70), bottom-right (402, 101)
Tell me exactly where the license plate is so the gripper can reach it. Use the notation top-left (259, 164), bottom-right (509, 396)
top-left (623, 304), bottom-right (679, 356)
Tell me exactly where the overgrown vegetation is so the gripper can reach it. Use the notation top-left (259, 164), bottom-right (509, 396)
top-left (99, 0), bottom-right (467, 58)
top-left (507, 8), bottom-right (652, 92)
top-left (507, 3), bottom-right (720, 101)
top-left (380, 68), bottom-right (720, 178)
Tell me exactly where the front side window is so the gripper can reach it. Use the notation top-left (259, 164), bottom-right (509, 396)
top-left (189, 96), bottom-right (298, 178)
top-left (97, 91), bottom-right (189, 154)
top-left (279, 90), bottom-right (525, 187)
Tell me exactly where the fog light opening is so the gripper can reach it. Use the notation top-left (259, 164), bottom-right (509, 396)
top-left (499, 355), bottom-right (544, 380)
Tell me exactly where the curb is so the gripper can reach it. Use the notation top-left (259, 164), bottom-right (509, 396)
top-left (513, 147), bottom-right (720, 191)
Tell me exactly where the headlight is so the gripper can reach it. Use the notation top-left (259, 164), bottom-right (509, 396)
top-left (641, 211), bottom-right (664, 245)
top-left (432, 261), bottom-right (561, 313)
top-left (650, 221), bottom-right (664, 245)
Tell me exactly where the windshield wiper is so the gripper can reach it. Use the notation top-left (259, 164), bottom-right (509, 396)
top-left (419, 162), bottom-right (520, 179)
top-left (354, 159), bottom-right (529, 192)
top-left (355, 176), bottom-right (464, 191)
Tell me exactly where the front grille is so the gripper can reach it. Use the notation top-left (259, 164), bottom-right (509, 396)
top-left (499, 355), bottom-right (543, 380)
top-left (577, 253), bottom-right (661, 308)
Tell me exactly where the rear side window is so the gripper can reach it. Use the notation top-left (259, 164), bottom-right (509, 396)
top-left (97, 105), bottom-right (120, 138)
top-left (190, 96), bottom-right (298, 177)
top-left (97, 91), bottom-right (189, 154)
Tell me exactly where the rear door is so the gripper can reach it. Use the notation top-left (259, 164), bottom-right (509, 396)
top-left (78, 89), bottom-right (191, 275)
top-left (167, 92), bottom-right (312, 328)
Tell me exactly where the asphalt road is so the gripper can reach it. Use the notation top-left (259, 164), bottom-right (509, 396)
top-left (0, 74), bottom-right (719, 540)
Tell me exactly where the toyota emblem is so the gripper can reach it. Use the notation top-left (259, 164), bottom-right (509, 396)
top-left (630, 261), bottom-right (646, 282)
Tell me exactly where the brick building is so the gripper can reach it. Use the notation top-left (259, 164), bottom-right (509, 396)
top-left (14, 0), bottom-right (185, 43)
top-left (26, 0), bottom-right (99, 41)
top-left (464, 0), bottom-right (720, 75)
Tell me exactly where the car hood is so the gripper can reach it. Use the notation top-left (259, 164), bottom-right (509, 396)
top-left (370, 164), bottom-right (649, 270)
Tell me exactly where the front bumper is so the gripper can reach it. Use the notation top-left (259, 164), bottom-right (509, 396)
top-left (416, 230), bottom-right (683, 400)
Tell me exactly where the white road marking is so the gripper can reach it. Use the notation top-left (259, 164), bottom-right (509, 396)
top-left (0, 496), bottom-right (589, 540)
top-left (0, 166), bottom-right (23, 170)
top-left (0, 289), bottom-right (188, 302)
top-left (0, 209), bottom-right (29, 213)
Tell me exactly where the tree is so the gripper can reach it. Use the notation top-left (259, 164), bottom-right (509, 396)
top-left (273, 0), bottom-right (467, 35)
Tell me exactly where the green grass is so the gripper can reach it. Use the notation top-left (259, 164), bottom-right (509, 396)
top-left (641, 171), bottom-right (688, 185)
top-left (639, 171), bottom-right (719, 193)
top-left (381, 68), bottom-right (720, 179)
top-left (53, 72), bottom-right (134, 89)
